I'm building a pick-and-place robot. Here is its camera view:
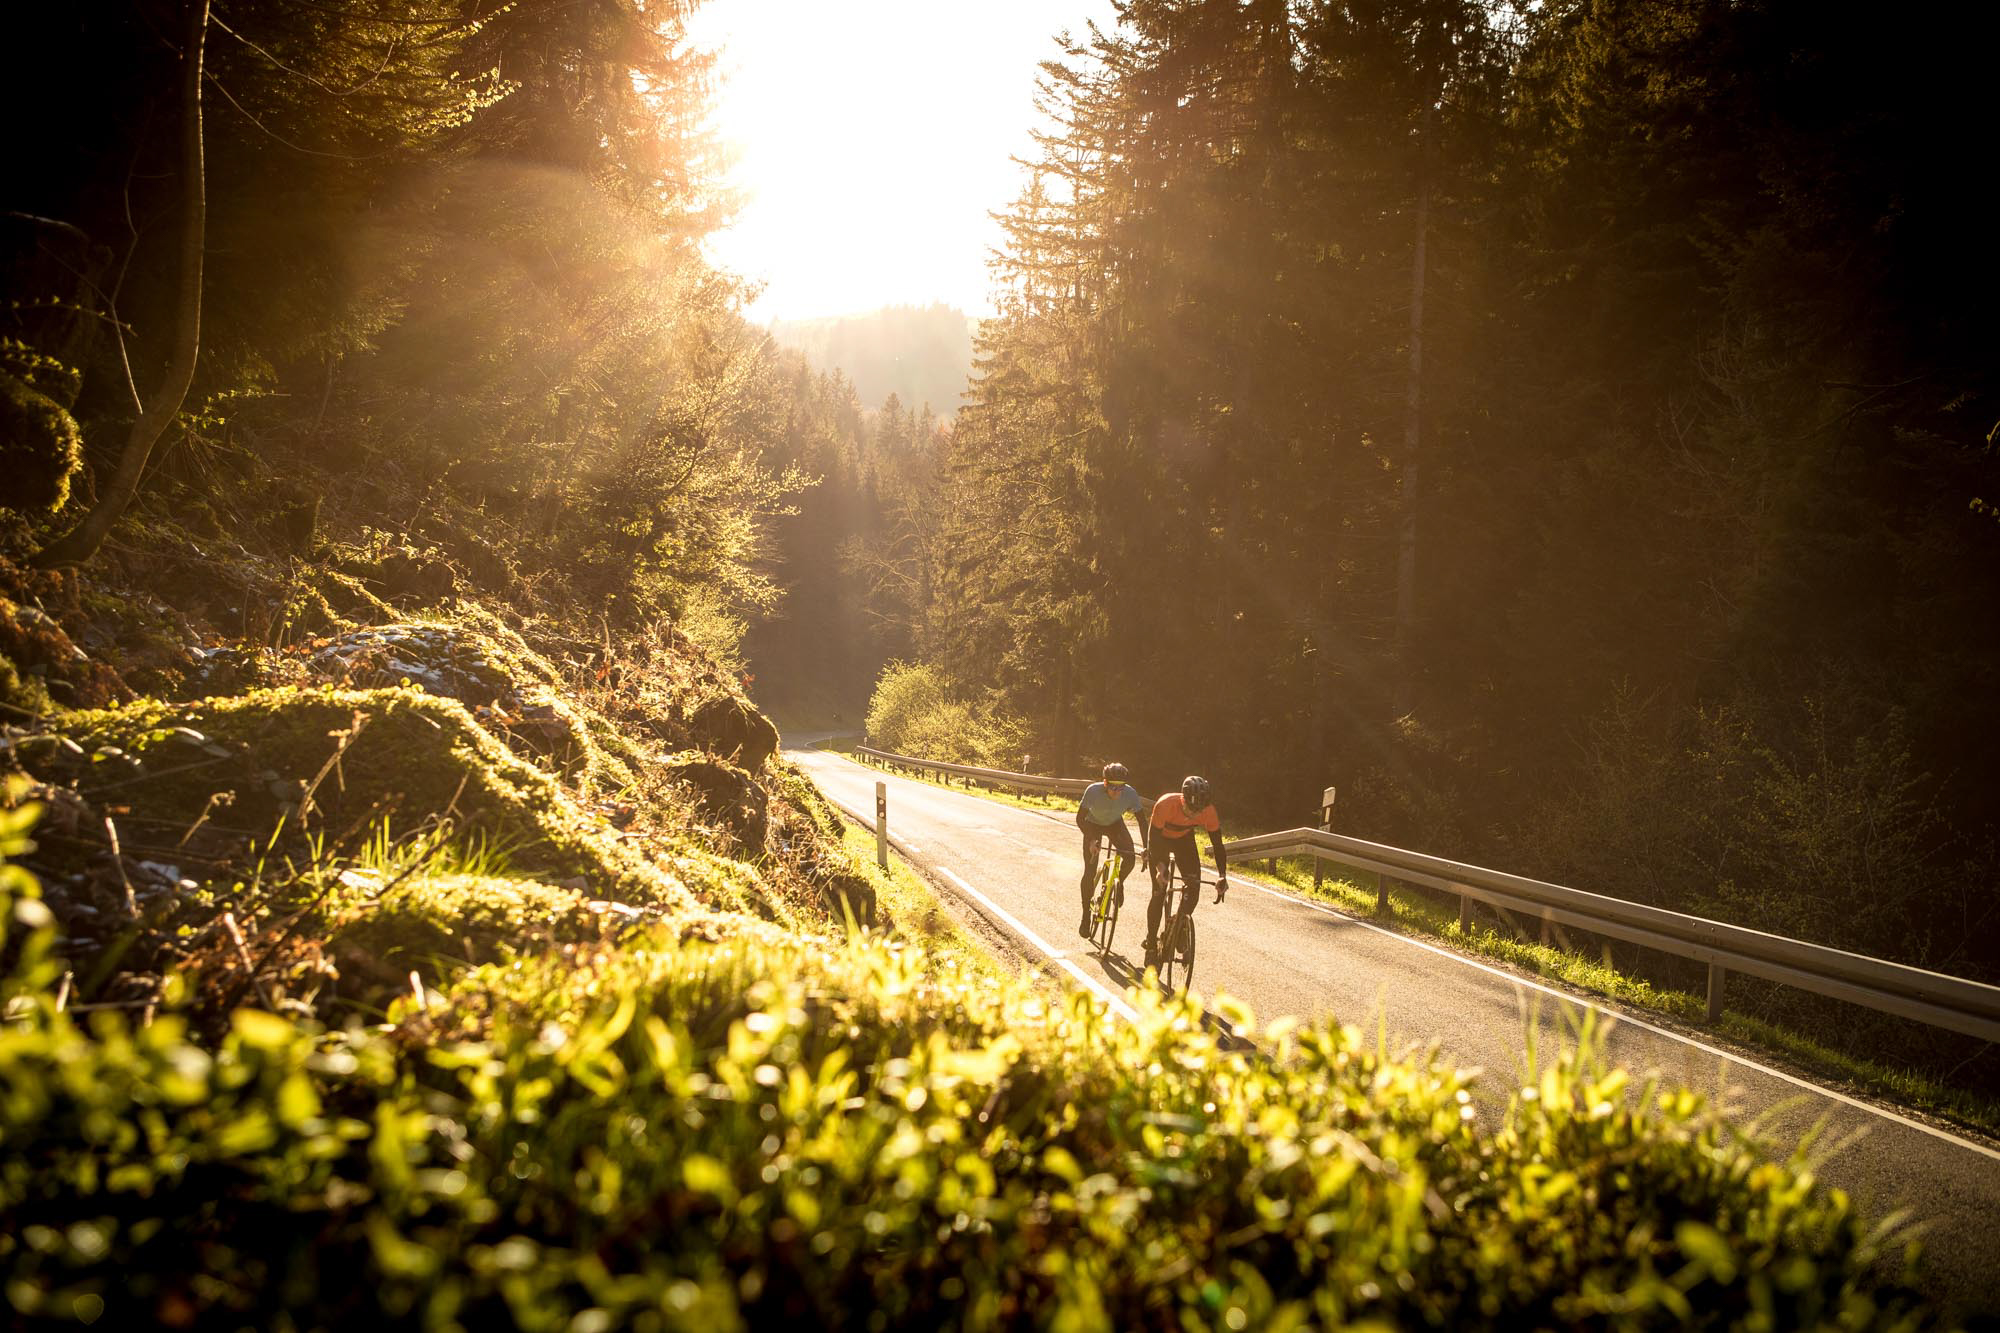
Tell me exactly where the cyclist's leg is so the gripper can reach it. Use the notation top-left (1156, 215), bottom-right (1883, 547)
top-left (1173, 840), bottom-right (1201, 919)
top-left (1144, 840), bottom-right (1171, 945)
top-left (1079, 827), bottom-right (1102, 902)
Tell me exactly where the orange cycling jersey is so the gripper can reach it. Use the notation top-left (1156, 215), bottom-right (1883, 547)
top-left (1149, 792), bottom-right (1220, 839)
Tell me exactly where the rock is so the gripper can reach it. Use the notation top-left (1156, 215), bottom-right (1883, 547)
top-left (663, 754), bottom-right (768, 849)
top-left (375, 550), bottom-right (456, 604)
top-left (688, 695), bottom-right (779, 771)
top-left (0, 368), bottom-right (84, 514)
top-left (308, 625), bottom-right (513, 705)
top-left (502, 700), bottom-right (582, 764)
top-left (189, 644), bottom-right (263, 695)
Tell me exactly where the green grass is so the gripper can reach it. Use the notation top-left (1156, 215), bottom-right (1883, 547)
top-left (832, 816), bottom-right (1009, 989)
top-left (0, 607), bottom-right (1966, 1328)
top-left (852, 755), bottom-right (2000, 1144)
top-left (0, 732), bottom-right (1962, 1329)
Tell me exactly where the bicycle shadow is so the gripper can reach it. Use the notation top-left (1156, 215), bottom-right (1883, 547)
top-left (1088, 942), bottom-right (1256, 1053)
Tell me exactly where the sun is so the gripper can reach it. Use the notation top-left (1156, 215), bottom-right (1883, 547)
top-left (685, 0), bottom-right (1115, 322)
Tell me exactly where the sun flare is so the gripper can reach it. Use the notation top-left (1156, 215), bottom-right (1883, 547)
top-left (687, 0), bottom-right (1113, 321)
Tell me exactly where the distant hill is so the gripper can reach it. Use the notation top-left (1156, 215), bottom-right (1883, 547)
top-left (767, 303), bottom-right (977, 417)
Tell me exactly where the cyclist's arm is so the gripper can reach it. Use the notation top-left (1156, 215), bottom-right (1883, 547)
top-left (1207, 827), bottom-right (1228, 896)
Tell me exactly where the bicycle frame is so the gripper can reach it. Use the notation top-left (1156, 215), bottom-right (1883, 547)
top-left (1088, 833), bottom-right (1123, 953)
top-left (1149, 841), bottom-right (1198, 987)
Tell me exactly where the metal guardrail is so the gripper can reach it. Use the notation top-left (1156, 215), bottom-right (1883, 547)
top-left (854, 746), bottom-right (1093, 797)
top-left (852, 743), bottom-right (2000, 1044)
top-left (1224, 826), bottom-right (2000, 1044)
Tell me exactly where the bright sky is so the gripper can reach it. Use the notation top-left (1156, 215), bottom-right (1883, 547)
top-left (687, 0), bottom-right (1116, 322)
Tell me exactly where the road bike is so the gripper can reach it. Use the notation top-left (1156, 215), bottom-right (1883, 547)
top-left (1085, 833), bottom-right (1125, 954)
top-left (1147, 847), bottom-right (1198, 990)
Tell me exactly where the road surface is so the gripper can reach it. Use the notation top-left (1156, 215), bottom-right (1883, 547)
top-left (789, 747), bottom-right (2000, 1314)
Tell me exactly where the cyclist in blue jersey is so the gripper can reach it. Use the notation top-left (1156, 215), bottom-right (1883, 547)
top-left (1077, 763), bottom-right (1147, 937)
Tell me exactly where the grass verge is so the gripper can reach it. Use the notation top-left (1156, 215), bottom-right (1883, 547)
top-left (832, 816), bottom-right (1008, 988)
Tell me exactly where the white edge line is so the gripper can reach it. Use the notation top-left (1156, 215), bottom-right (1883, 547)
top-left (936, 867), bottom-right (1140, 1024)
top-left (1230, 874), bottom-right (2000, 1164)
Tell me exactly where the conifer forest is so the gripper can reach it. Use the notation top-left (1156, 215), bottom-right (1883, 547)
top-left (2, 1), bottom-right (1998, 1327)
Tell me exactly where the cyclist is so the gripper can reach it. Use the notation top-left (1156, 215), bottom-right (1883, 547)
top-left (1143, 775), bottom-right (1227, 964)
top-left (1076, 762), bottom-right (1147, 937)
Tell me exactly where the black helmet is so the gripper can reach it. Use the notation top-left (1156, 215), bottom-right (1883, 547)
top-left (1103, 762), bottom-right (1129, 784)
top-left (1181, 775), bottom-right (1211, 808)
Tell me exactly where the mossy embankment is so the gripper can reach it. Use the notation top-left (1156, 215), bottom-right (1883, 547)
top-left (0, 513), bottom-right (881, 1031)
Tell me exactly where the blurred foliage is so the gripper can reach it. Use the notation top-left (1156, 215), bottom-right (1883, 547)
top-left (768, 304), bottom-right (976, 424)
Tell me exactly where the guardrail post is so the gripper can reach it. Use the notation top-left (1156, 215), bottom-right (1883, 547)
top-left (1375, 872), bottom-right (1389, 917)
top-left (1458, 893), bottom-right (1469, 934)
top-left (1313, 786), bottom-right (1336, 890)
top-left (1706, 963), bottom-right (1726, 1023)
top-left (874, 782), bottom-right (888, 871)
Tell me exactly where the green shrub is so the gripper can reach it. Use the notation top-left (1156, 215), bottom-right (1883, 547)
top-left (866, 662), bottom-right (1024, 769)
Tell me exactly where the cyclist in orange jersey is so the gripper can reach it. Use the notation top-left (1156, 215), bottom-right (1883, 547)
top-left (1143, 774), bottom-right (1227, 964)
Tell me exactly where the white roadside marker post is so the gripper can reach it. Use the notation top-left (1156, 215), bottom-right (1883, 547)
top-left (1313, 786), bottom-right (1336, 890)
top-left (875, 781), bottom-right (888, 871)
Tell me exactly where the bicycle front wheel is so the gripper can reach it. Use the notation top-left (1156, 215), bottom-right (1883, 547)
top-left (1160, 910), bottom-right (1195, 990)
top-left (1091, 863), bottom-right (1119, 953)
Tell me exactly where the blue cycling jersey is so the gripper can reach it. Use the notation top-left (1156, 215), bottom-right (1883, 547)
top-left (1078, 781), bottom-right (1145, 826)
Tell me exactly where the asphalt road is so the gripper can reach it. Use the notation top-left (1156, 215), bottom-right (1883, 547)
top-left (788, 747), bottom-right (2000, 1314)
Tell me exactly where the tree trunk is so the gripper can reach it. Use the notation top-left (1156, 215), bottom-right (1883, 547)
top-left (1054, 645), bottom-right (1074, 775)
top-left (1391, 105), bottom-right (1431, 718)
top-left (34, 0), bottom-right (210, 569)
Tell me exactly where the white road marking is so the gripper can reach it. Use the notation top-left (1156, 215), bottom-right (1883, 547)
top-left (1229, 874), bottom-right (2000, 1164)
top-left (937, 868), bottom-right (1140, 1024)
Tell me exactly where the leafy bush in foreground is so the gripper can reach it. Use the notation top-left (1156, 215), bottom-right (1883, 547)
top-left (0, 806), bottom-right (1938, 1332)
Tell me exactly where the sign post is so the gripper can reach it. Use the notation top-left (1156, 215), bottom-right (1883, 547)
top-left (875, 781), bottom-right (888, 871)
top-left (1313, 785), bottom-right (1336, 889)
